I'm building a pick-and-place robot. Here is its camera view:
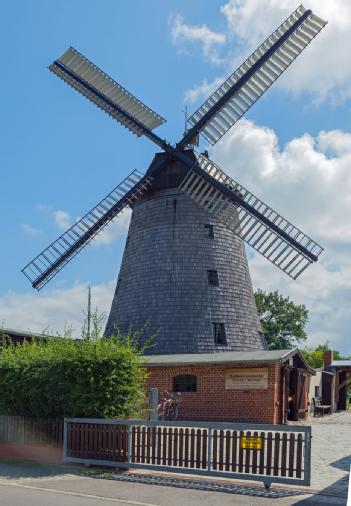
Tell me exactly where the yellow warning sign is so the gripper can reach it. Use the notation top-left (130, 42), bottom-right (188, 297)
top-left (241, 436), bottom-right (262, 450)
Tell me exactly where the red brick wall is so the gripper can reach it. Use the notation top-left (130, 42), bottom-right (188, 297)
top-left (146, 362), bottom-right (283, 424)
top-left (0, 443), bottom-right (63, 464)
top-left (324, 349), bottom-right (333, 366)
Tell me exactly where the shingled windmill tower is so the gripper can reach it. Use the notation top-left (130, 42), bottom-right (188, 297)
top-left (22, 6), bottom-right (326, 355)
top-left (105, 152), bottom-right (264, 353)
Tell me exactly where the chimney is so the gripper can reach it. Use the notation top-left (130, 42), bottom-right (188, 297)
top-left (324, 349), bottom-right (333, 367)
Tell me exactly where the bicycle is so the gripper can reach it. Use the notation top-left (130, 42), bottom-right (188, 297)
top-left (157, 391), bottom-right (181, 421)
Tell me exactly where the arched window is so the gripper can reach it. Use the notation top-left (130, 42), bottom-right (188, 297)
top-left (173, 375), bottom-right (197, 392)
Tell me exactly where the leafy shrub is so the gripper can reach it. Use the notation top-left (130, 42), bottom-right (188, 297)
top-left (0, 330), bottom-right (148, 418)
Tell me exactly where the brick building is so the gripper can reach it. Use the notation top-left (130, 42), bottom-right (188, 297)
top-left (145, 348), bottom-right (314, 424)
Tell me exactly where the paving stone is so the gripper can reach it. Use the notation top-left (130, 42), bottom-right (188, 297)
top-left (291, 411), bottom-right (351, 498)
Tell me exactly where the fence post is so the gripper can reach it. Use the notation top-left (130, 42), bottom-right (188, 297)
top-left (0, 415), bottom-right (4, 441)
top-left (304, 426), bottom-right (312, 486)
top-left (149, 388), bottom-right (158, 421)
top-left (207, 428), bottom-right (212, 472)
top-left (63, 418), bottom-right (68, 462)
top-left (128, 424), bottom-right (132, 465)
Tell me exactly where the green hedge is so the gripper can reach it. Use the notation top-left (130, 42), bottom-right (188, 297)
top-left (0, 332), bottom-right (147, 418)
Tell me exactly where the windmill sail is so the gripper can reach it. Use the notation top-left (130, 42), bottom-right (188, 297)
top-left (22, 170), bottom-right (152, 290)
top-left (49, 47), bottom-right (166, 137)
top-left (180, 5), bottom-right (327, 147)
top-left (21, 6), bottom-right (327, 290)
top-left (179, 153), bottom-right (323, 279)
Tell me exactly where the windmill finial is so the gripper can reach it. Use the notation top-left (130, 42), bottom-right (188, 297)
top-left (182, 105), bottom-right (200, 147)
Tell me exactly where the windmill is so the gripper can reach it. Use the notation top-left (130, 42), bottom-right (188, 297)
top-left (22, 5), bottom-right (326, 354)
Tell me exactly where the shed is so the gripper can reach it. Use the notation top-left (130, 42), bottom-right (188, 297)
top-left (324, 351), bottom-right (351, 411)
top-left (145, 348), bottom-right (314, 424)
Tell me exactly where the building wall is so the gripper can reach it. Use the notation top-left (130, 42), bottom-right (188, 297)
top-left (308, 371), bottom-right (322, 413)
top-left (146, 362), bottom-right (282, 424)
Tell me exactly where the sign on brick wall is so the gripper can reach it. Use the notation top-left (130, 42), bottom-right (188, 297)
top-left (225, 367), bottom-right (268, 390)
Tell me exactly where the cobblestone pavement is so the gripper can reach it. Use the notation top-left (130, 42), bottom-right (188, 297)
top-left (290, 411), bottom-right (351, 499)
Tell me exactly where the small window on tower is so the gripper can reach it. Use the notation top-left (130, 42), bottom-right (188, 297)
top-left (212, 323), bottom-right (227, 345)
top-left (205, 224), bottom-right (214, 239)
top-left (207, 270), bottom-right (219, 286)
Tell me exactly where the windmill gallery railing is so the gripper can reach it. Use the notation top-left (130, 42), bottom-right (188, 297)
top-left (63, 419), bottom-right (311, 488)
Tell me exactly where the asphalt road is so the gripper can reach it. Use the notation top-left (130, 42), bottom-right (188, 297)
top-left (0, 476), bottom-right (347, 506)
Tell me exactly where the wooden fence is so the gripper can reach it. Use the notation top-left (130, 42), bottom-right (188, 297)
top-left (64, 419), bottom-right (311, 488)
top-left (67, 422), bottom-right (128, 461)
top-left (130, 427), bottom-right (304, 479)
top-left (0, 415), bottom-right (63, 447)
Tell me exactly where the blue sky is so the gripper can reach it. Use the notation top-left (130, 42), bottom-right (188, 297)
top-left (1, 1), bottom-right (350, 353)
top-left (2, 0), bottom-right (226, 291)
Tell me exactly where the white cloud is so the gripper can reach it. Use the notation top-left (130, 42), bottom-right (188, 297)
top-left (317, 130), bottom-right (351, 156)
top-left (52, 206), bottom-right (131, 246)
top-left (220, 0), bottom-right (351, 101)
top-left (183, 76), bottom-right (225, 105)
top-left (92, 208), bottom-right (132, 246)
top-left (21, 223), bottom-right (42, 237)
top-left (0, 281), bottom-right (115, 337)
top-left (211, 120), bottom-right (351, 353)
top-left (169, 13), bottom-right (226, 65)
top-left (53, 210), bottom-right (71, 230)
top-left (179, 0), bottom-right (351, 104)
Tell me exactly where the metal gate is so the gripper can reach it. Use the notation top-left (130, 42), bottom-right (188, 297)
top-left (63, 418), bottom-right (311, 488)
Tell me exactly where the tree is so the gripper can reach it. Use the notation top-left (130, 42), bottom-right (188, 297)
top-left (0, 326), bottom-right (149, 419)
top-left (254, 289), bottom-right (309, 350)
top-left (301, 342), bottom-right (350, 369)
top-left (80, 306), bottom-right (106, 340)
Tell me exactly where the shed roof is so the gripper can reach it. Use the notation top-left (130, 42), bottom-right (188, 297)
top-left (0, 327), bottom-right (47, 340)
top-left (146, 349), bottom-right (293, 366)
top-left (331, 360), bottom-right (351, 368)
top-left (145, 348), bottom-right (315, 374)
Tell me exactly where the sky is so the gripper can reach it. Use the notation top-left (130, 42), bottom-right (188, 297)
top-left (1, 0), bottom-right (350, 353)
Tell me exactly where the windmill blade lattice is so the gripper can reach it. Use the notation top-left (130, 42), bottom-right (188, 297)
top-left (179, 153), bottom-right (323, 279)
top-left (21, 5), bottom-right (327, 290)
top-left (50, 47), bottom-right (166, 137)
top-left (181, 5), bottom-right (327, 147)
top-left (22, 170), bottom-right (152, 290)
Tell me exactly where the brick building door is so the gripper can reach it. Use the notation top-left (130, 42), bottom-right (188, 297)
top-left (322, 372), bottom-right (333, 406)
top-left (286, 368), bottom-right (308, 421)
top-left (295, 369), bottom-right (308, 419)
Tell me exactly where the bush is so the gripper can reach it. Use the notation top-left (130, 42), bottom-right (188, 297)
top-left (0, 330), bottom-right (148, 418)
